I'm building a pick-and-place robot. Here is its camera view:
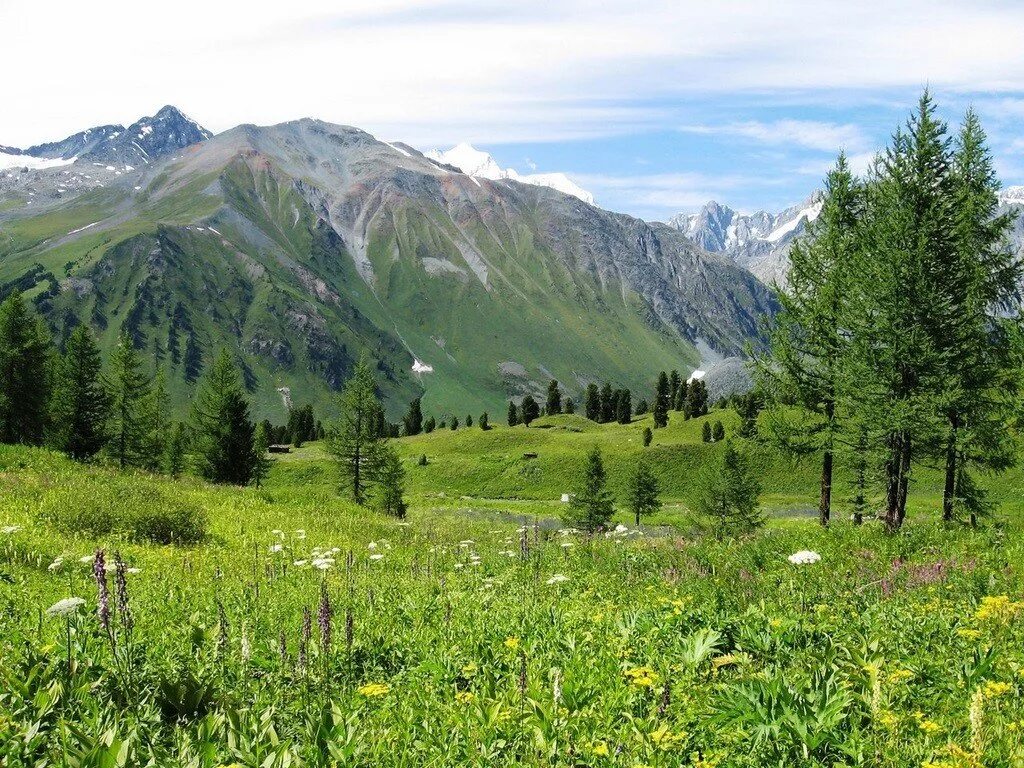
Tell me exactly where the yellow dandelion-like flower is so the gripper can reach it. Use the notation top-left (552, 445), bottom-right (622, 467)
top-left (956, 628), bottom-right (982, 640)
top-left (624, 666), bottom-right (660, 688)
top-left (983, 680), bottom-right (1011, 698)
top-left (918, 719), bottom-right (942, 734)
top-left (455, 691), bottom-right (475, 704)
top-left (504, 636), bottom-right (520, 649)
top-left (769, 618), bottom-right (783, 629)
top-left (461, 662), bottom-right (478, 677)
top-left (592, 742), bottom-right (610, 757)
top-left (357, 683), bottom-right (390, 697)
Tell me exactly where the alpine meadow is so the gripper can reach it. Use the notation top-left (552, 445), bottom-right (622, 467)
top-left (5, 7), bottom-right (1024, 765)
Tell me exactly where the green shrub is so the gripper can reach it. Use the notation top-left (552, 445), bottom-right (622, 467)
top-left (37, 479), bottom-right (206, 544)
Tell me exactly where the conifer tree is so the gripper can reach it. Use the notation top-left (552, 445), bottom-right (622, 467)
top-left (693, 441), bottom-right (764, 538)
top-left (686, 379), bottom-right (708, 418)
top-left (450, 416), bottom-right (459, 430)
top-left (146, 368), bottom-right (171, 471)
top-left (653, 371), bottom-right (670, 428)
top-left (674, 381), bottom-right (688, 412)
top-left (712, 420), bottom-right (725, 442)
top-left (252, 421), bottom-right (271, 488)
top-left (521, 396), bottom-right (540, 425)
top-left (325, 358), bottom-right (383, 504)
top-left (936, 109), bottom-right (1021, 524)
top-left (669, 370), bottom-right (681, 404)
top-left (465, 414), bottom-right (473, 428)
top-left (758, 155), bottom-right (861, 526)
top-left (374, 443), bottom-right (407, 519)
top-left (49, 325), bottom-right (109, 460)
top-left (616, 389), bottom-right (632, 424)
top-left (626, 456), bottom-right (661, 526)
top-left (600, 383), bottom-right (614, 423)
top-left (425, 416), bottom-right (437, 433)
top-left (585, 384), bottom-right (601, 421)
top-left (701, 422), bottom-right (712, 443)
top-left (635, 399), bottom-right (649, 415)
top-left (642, 426), bottom-right (653, 447)
top-left (507, 401), bottom-right (519, 427)
top-left (191, 350), bottom-right (256, 485)
top-left (564, 398), bottom-right (575, 415)
top-left (546, 380), bottom-right (562, 415)
top-left (107, 333), bottom-right (152, 469)
top-left (562, 446), bottom-right (614, 531)
top-left (403, 397), bottom-right (423, 436)
top-left (479, 412), bottom-right (489, 430)
top-left (0, 291), bottom-right (51, 445)
top-left (843, 92), bottom-right (960, 530)
top-left (165, 421), bottom-right (187, 478)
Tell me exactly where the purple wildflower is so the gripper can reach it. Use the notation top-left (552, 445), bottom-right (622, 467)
top-left (92, 549), bottom-right (111, 634)
top-left (113, 551), bottom-right (133, 636)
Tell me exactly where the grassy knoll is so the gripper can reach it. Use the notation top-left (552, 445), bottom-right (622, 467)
top-left (2, 426), bottom-right (1024, 765)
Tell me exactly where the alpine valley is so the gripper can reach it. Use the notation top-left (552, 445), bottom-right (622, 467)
top-left (0, 107), bottom-right (776, 420)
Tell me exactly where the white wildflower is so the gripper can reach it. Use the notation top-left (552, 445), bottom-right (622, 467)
top-left (369, 553), bottom-right (384, 561)
top-left (546, 574), bottom-right (569, 585)
top-left (46, 597), bottom-right (86, 617)
top-left (788, 550), bottom-right (821, 565)
top-left (1, 525), bottom-right (20, 534)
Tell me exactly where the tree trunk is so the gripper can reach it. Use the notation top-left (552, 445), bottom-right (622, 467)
top-left (896, 436), bottom-right (911, 528)
top-left (819, 450), bottom-right (833, 527)
top-left (884, 432), bottom-right (902, 531)
top-left (942, 417), bottom-right (958, 523)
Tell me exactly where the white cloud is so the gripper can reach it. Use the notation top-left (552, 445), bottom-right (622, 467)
top-left (3, 0), bottom-right (1024, 147)
top-left (682, 120), bottom-right (869, 153)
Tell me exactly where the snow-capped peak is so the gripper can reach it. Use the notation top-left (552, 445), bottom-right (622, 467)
top-left (425, 143), bottom-right (594, 204)
top-left (999, 186), bottom-right (1024, 205)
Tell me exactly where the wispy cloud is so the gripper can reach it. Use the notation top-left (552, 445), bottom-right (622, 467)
top-left (681, 120), bottom-right (870, 153)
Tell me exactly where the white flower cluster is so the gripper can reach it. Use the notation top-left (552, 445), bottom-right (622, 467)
top-left (788, 550), bottom-right (821, 565)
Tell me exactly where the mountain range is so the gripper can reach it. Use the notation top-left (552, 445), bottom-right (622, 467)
top-left (0, 108), bottom-right (774, 420)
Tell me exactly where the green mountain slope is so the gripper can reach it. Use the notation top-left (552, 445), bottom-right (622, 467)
top-left (0, 119), bottom-right (776, 421)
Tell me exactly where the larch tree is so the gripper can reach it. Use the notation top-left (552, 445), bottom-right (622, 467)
top-left (626, 456), bottom-right (661, 526)
top-left (546, 380), bottom-right (562, 415)
top-left (563, 445), bottom-right (614, 531)
top-left (585, 384), bottom-right (601, 421)
top-left (326, 358), bottom-right (383, 504)
top-left (758, 155), bottom-right (862, 526)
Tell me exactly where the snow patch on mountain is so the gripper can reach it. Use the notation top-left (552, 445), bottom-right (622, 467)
top-left (0, 152), bottom-right (77, 171)
top-left (426, 143), bottom-right (594, 204)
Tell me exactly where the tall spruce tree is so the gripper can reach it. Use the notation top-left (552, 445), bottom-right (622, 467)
top-left (759, 155), bottom-right (861, 526)
top-left (546, 380), bottom-right (562, 415)
top-left (326, 359), bottom-right (384, 504)
top-left (674, 380), bottom-right (688, 412)
top-left (165, 421), bottom-right (187, 478)
top-left (669, 370), bottom-right (681, 404)
top-left (107, 333), bottom-right (152, 469)
top-left (190, 350), bottom-right (256, 485)
top-left (0, 292), bottom-right (51, 445)
top-left (507, 401), bottom-right (519, 426)
top-left (653, 371), bottom-right (670, 428)
top-left (585, 384), bottom-right (601, 421)
top-left (49, 325), bottom-right (109, 460)
top-left (686, 379), bottom-right (709, 418)
top-left (563, 445), bottom-right (614, 531)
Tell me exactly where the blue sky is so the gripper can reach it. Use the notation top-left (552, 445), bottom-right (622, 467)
top-left (5, 0), bottom-right (1024, 220)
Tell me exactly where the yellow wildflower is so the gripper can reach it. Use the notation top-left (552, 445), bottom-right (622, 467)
top-left (974, 595), bottom-right (1024, 624)
top-left (918, 719), bottom-right (942, 734)
top-left (357, 683), bottom-right (390, 697)
top-left (888, 669), bottom-right (914, 684)
top-left (461, 662), bottom-right (478, 677)
top-left (983, 680), bottom-right (1011, 698)
top-left (455, 691), bottom-right (475, 704)
top-left (956, 628), bottom-right (982, 640)
top-left (504, 636), bottom-right (520, 650)
top-left (592, 742), bottom-right (610, 757)
top-left (624, 666), bottom-right (660, 688)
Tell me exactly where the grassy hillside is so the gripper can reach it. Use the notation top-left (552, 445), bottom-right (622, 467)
top-left (270, 408), bottom-right (1024, 529)
top-left (2, 441), bottom-right (1024, 765)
